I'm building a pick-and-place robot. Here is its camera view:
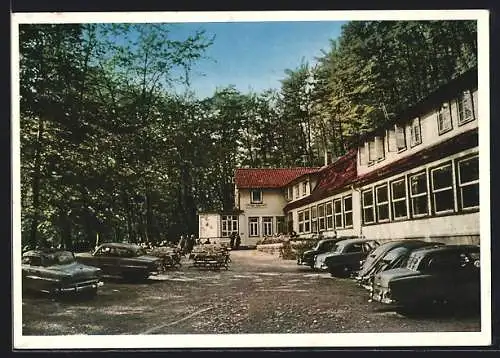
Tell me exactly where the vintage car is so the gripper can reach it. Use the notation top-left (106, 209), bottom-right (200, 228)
top-left (75, 242), bottom-right (164, 281)
top-left (356, 240), bottom-right (444, 289)
top-left (297, 238), bottom-right (345, 268)
top-left (22, 249), bottom-right (103, 296)
top-left (370, 245), bottom-right (480, 312)
top-left (314, 238), bottom-right (379, 277)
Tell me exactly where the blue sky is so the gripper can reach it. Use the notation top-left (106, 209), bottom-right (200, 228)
top-left (167, 21), bottom-right (347, 98)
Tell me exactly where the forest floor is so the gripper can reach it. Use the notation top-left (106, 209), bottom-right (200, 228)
top-left (22, 249), bottom-right (480, 339)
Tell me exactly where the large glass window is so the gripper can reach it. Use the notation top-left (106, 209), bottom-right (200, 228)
top-left (276, 216), bottom-right (285, 235)
top-left (391, 178), bottom-right (408, 219)
top-left (221, 215), bottom-right (238, 237)
top-left (318, 204), bottom-right (326, 231)
top-left (325, 202), bottom-right (333, 229)
top-left (311, 206), bottom-right (318, 233)
top-left (362, 189), bottom-right (375, 224)
top-left (304, 209), bottom-right (310, 233)
top-left (431, 163), bottom-right (455, 214)
top-left (249, 217), bottom-right (259, 236)
top-left (334, 199), bottom-right (343, 228)
top-left (437, 102), bottom-right (453, 134)
top-left (262, 217), bottom-right (273, 236)
top-left (251, 190), bottom-right (262, 204)
top-left (298, 211), bottom-right (304, 233)
top-left (344, 195), bottom-right (353, 228)
top-left (457, 156), bottom-right (479, 210)
top-left (458, 90), bottom-right (475, 125)
top-left (409, 172), bottom-right (429, 217)
top-left (375, 184), bottom-right (390, 222)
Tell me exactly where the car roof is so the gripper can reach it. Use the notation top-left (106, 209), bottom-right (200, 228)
top-left (410, 244), bottom-right (479, 256)
top-left (336, 238), bottom-right (376, 246)
top-left (99, 242), bottom-right (142, 250)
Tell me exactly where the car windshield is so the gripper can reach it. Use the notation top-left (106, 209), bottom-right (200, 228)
top-left (44, 251), bottom-right (75, 266)
top-left (382, 247), bottom-right (407, 262)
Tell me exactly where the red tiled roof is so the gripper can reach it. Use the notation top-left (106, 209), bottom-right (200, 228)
top-left (234, 167), bottom-right (321, 189)
top-left (284, 149), bottom-right (358, 211)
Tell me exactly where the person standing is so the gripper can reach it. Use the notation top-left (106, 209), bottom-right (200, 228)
top-left (229, 232), bottom-right (236, 249)
top-left (235, 233), bottom-right (241, 250)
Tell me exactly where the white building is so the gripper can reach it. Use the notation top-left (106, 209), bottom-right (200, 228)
top-left (199, 68), bottom-right (480, 246)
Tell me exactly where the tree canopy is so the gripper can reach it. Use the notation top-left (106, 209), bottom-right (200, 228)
top-left (19, 20), bottom-right (477, 249)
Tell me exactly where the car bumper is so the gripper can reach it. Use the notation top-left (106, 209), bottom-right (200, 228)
top-left (56, 281), bottom-right (103, 293)
top-left (369, 286), bottom-right (395, 304)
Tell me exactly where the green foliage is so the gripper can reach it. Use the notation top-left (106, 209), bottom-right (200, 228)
top-left (19, 21), bottom-right (477, 250)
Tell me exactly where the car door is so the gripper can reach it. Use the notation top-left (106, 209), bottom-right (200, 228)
top-left (22, 255), bottom-right (46, 292)
top-left (342, 243), bottom-right (364, 267)
top-left (92, 246), bottom-right (119, 275)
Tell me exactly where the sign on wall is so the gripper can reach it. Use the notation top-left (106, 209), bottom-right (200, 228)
top-left (199, 213), bottom-right (219, 239)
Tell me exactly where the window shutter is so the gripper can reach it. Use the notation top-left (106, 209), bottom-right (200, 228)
top-left (375, 136), bottom-right (384, 160)
top-left (387, 129), bottom-right (397, 152)
top-left (395, 125), bottom-right (406, 150)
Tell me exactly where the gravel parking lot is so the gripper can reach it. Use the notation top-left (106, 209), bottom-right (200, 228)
top-left (22, 249), bottom-right (480, 335)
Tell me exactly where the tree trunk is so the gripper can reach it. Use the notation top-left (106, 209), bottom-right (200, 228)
top-left (29, 117), bottom-right (44, 248)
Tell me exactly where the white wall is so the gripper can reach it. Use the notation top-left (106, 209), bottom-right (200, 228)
top-left (198, 213), bottom-right (220, 239)
top-left (357, 89), bottom-right (478, 176)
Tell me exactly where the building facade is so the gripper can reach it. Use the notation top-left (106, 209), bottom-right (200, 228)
top-left (199, 69), bottom-right (480, 246)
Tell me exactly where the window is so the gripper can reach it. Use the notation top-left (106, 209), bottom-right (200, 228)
top-left (325, 202), bottom-right (333, 229)
top-left (458, 90), bottom-right (475, 125)
top-left (457, 156), bottom-right (479, 210)
top-left (359, 145), bottom-right (368, 165)
top-left (362, 189), bottom-right (375, 224)
top-left (387, 128), bottom-right (397, 152)
top-left (410, 118), bottom-right (422, 147)
top-left (295, 185), bottom-right (300, 199)
top-left (311, 206), bottom-right (318, 233)
top-left (343, 195), bottom-right (353, 228)
top-left (221, 215), bottom-right (238, 237)
top-left (249, 217), bottom-right (259, 236)
top-left (318, 204), bottom-right (326, 231)
top-left (298, 211), bottom-right (304, 233)
top-left (409, 172), bottom-right (429, 217)
top-left (287, 187), bottom-right (293, 200)
top-left (345, 243), bottom-right (363, 253)
top-left (302, 181), bottom-right (308, 196)
top-left (395, 125), bottom-right (407, 151)
top-left (437, 102), bottom-right (453, 134)
top-left (431, 164), bottom-right (455, 214)
top-left (251, 190), bottom-right (262, 204)
top-left (391, 178), bottom-right (408, 219)
top-left (262, 217), bottom-right (273, 236)
top-left (334, 199), bottom-right (343, 228)
top-left (276, 216), bottom-right (285, 234)
top-left (304, 209), bottom-right (311, 232)
top-left (375, 184), bottom-right (390, 222)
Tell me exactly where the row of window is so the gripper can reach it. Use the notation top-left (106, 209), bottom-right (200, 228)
top-left (286, 181), bottom-right (309, 201)
top-left (359, 90), bottom-right (475, 167)
top-left (248, 216), bottom-right (286, 237)
top-left (297, 195), bottom-right (353, 234)
top-left (361, 154), bottom-right (479, 225)
top-left (221, 215), bottom-right (239, 237)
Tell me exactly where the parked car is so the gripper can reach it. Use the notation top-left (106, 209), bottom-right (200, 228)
top-left (297, 238), bottom-right (344, 268)
top-left (314, 238), bottom-right (380, 277)
top-left (370, 245), bottom-right (480, 313)
top-left (22, 249), bottom-right (103, 297)
top-left (356, 240), bottom-right (444, 289)
top-left (75, 243), bottom-right (164, 281)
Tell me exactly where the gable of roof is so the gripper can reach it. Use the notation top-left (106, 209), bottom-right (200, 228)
top-left (284, 149), bottom-right (358, 211)
top-left (234, 167), bottom-right (320, 189)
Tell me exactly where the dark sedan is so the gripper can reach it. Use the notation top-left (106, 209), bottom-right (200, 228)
top-left (22, 249), bottom-right (103, 297)
top-left (75, 243), bottom-right (164, 281)
top-left (356, 240), bottom-right (444, 289)
top-left (314, 238), bottom-right (379, 277)
top-left (370, 245), bottom-right (480, 313)
top-left (297, 238), bottom-right (344, 268)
